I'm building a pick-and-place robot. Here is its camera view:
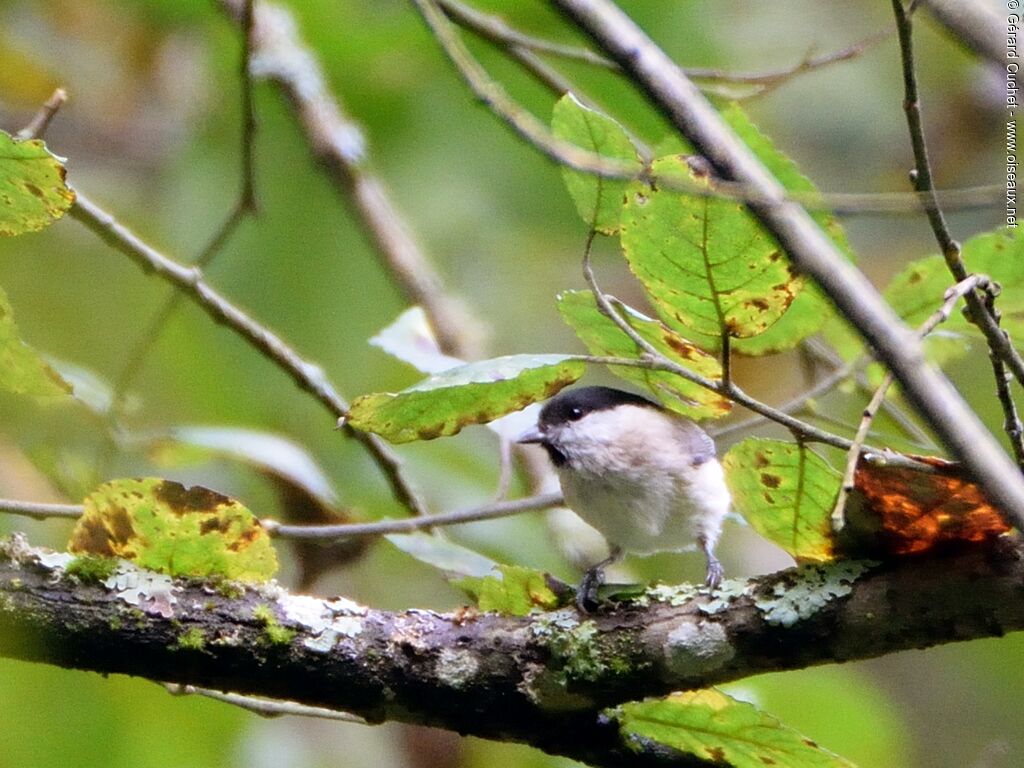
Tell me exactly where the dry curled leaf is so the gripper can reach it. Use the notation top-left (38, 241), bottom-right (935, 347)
top-left (848, 455), bottom-right (1011, 556)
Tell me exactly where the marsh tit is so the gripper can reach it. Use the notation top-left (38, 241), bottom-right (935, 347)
top-left (517, 386), bottom-right (730, 610)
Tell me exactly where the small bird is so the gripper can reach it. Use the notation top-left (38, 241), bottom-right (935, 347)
top-left (517, 385), bottom-right (731, 610)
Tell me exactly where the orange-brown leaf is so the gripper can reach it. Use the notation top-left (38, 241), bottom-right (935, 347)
top-left (851, 456), bottom-right (1011, 555)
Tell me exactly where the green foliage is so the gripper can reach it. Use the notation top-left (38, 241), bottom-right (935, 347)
top-left (0, 130), bottom-right (74, 236)
top-left (69, 478), bottom-right (278, 582)
top-left (551, 93), bottom-right (642, 235)
top-left (0, 284), bottom-right (72, 398)
top-left (612, 689), bottom-right (855, 767)
top-left (557, 289), bottom-right (731, 419)
top-left (620, 154), bottom-right (800, 346)
top-left (346, 354), bottom-right (584, 443)
top-left (456, 564), bottom-right (561, 615)
top-left (885, 229), bottom-right (1024, 364)
top-left (722, 439), bottom-right (839, 562)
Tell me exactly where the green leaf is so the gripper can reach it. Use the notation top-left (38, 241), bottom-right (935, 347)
top-left (551, 93), bottom-right (642, 234)
top-left (0, 284), bottom-right (72, 397)
top-left (722, 438), bottom-right (839, 562)
top-left (557, 289), bottom-right (731, 419)
top-left (884, 229), bottom-right (1024, 365)
top-left (455, 564), bottom-right (561, 615)
top-left (386, 531), bottom-right (498, 578)
top-left (720, 104), bottom-right (852, 356)
top-left (614, 689), bottom-right (856, 767)
top-left (620, 155), bottom-right (801, 346)
top-left (69, 478), bottom-right (278, 582)
top-left (0, 130), bottom-right (75, 236)
top-left (346, 354), bottom-right (585, 443)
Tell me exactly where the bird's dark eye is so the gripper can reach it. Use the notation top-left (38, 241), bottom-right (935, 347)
top-left (568, 407), bottom-right (584, 420)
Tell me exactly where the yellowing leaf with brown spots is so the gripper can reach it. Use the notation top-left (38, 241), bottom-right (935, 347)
top-left (613, 689), bottom-right (856, 767)
top-left (723, 439), bottom-right (839, 562)
top-left (557, 289), bottom-right (731, 419)
top-left (69, 478), bottom-right (277, 582)
top-left (346, 354), bottom-right (584, 443)
top-left (0, 130), bottom-right (75, 236)
top-left (620, 155), bottom-right (801, 348)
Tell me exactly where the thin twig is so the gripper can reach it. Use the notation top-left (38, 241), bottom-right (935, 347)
top-left (437, 0), bottom-right (616, 69)
top-left (263, 492), bottom-right (563, 541)
top-left (419, 0), bottom-right (1000, 216)
top-left (982, 289), bottom-right (1024, 468)
top-left (165, 684), bottom-right (365, 723)
top-left (891, 0), bottom-right (1024, 446)
top-left (219, 0), bottom-right (480, 359)
top-left (0, 499), bottom-right (83, 521)
top-left (99, 7), bottom-right (261, 475)
top-left (106, 205), bottom-right (251, 431)
top-left (553, 0), bottom-right (1024, 526)
top-left (441, 0), bottom-right (890, 98)
top-left (832, 274), bottom-right (989, 528)
top-left (685, 28), bottom-right (892, 91)
top-left (239, 0), bottom-right (259, 213)
top-left (16, 88), bottom-right (67, 140)
top-left (709, 356), bottom-right (861, 440)
top-left (68, 192), bottom-right (426, 517)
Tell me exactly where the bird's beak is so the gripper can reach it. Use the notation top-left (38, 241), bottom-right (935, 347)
top-left (516, 425), bottom-right (546, 444)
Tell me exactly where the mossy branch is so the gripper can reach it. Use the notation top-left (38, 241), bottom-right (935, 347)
top-left (1, 534), bottom-right (1022, 767)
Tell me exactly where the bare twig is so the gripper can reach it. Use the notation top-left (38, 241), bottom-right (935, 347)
top-left (218, 0), bottom-right (480, 359)
top-left (552, 0), bottom-right (1024, 525)
top-left (263, 492), bottom-right (562, 541)
top-left (16, 88), bottom-right (67, 140)
top-left (419, 1), bottom-right (1001, 216)
top-left (68, 192), bottom-right (426, 517)
top-left (684, 28), bottom-right (893, 99)
top-left (0, 499), bottom-right (83, 521)
top-left (441, 0), bottom-right (890, 98)
top-left (101, 5), bottom-right (261, 475)
top-left (891, 0), bottom-right (1024, 453)
top-left (832, 274), bottom-right (989, 528)
top-left (437, 0), bottom-right (615, 69)
top-left (165, 684), bottom-right (365, 723)
top-left (708, 357), bottom-right (860, 440)
top-left (239, 0), bottom-right (259, 213)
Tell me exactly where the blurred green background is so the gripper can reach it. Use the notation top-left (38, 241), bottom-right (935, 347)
top-left (0, 1), bottom-right (1011, 766)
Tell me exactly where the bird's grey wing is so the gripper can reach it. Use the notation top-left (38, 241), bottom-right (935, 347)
top-left (672, 420), bottom-right (717, 465)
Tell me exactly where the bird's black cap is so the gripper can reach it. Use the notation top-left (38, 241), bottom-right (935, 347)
top-left (538, 385), bottom-right (659, 429)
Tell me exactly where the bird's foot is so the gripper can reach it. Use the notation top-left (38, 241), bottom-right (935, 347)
top-left (576, 565), bottom-right (605, 613)
top-left (704, 553), bottom-right (724, 590)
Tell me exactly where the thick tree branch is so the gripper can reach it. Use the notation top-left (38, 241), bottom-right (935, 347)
top-left (2, 534), bottom-right (1023, 766)
top-left (549, 0), bottom-right (1024, 526)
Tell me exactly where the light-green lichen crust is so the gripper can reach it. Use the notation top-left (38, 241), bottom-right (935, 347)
top-left (535, 613), bottom-right (639, 683)
top-left (755, 561), bottom-right (875, 627)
